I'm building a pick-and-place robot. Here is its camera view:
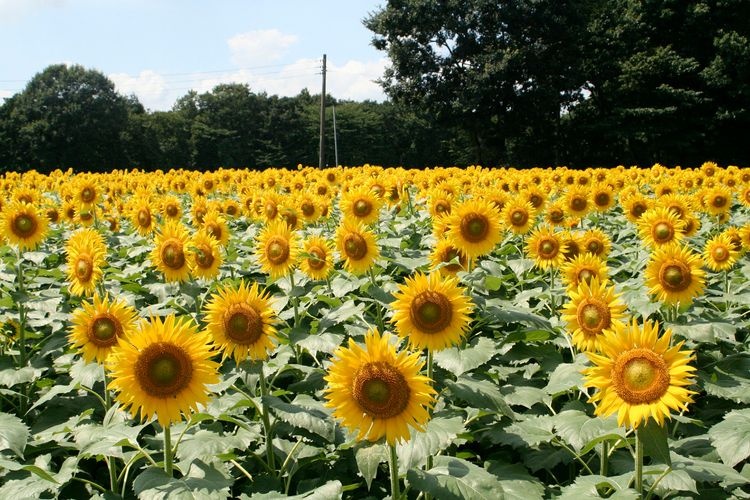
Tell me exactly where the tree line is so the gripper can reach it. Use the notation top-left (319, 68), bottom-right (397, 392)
top-left (1, 0), bottom-right (748, 172)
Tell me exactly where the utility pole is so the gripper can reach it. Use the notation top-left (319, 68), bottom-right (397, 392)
top-left (318, 54), bottom-right (326, 169)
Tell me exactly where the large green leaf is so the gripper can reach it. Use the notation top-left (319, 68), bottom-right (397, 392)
top-left (0, 411), bottom-right (29, 458)
top-left (354, 442), bottom-right (388, 490)
top-left (245, 480), bottom-right (342, 499)
top-left (544, 354), bottom-right (587, 396)
top-left (553, 410), bottom-right (625, 452)
top-left (444, 375), bottom-right (515, 419)
top-left (708, 408), bottom-right (750, 467)
top-left (485, 461), bottom-right (545, 500)
top-left (556, 474), bottom-right (638, 499)
top-left (262, 394), bottom-right (335, 441)
top-left (433, 337), bottom-right (498, 376)
top-left (699, 354), bottom-right (750, 403)
top-left (406, 456), bottom-right (505, 500)
top-left (491, 415), bottom-right (555, 448)
top-left (133, 461), bottom-right (232, 500)
top-left (0, 455), bottom-right (77, 499)
top-left (638, 419), bottom-right (671, 466)
top-left (670, 452), bottom-right (749, 489)
top-left (397, 416), bottom-right (465, 474)
top-left (72, 407), bottom-right (147, 459)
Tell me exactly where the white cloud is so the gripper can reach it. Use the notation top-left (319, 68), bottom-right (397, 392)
top-left (228, 29), bottom-right (298, 66)
top-left (109, 57), bottom-right (388, 112)
top-left (0, 0), bottom-right (66, 22)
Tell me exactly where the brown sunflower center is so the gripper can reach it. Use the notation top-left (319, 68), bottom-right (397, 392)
top-left (595, 192), bottom-right (610, 207)
top-left (354, 199), bottom-right (372, 217)
top-left (75, 254), bottom-right (94, 282)
top-left (712, 245), bottom-right (729, 262)
top-left (529, 194), bottom-right (543, 208)
top-left (13, 213), bottom-right (37, 237)
top-left (161, 240), bottom-right (186, 270)
top-left (81, 187), bottom-right (95, 203)
top-left (135, 342), bottom-right (193, 398)
top-left (352, 361), bottom-right (410, 419)
top-left (307, 246), bottom-right (327, 270)
top-left (206, 222), bottom-right (222, 242)
top-left (577, 268), bottom-right (596, 286)
top-left (460, 212), bottom-right (490, 242)
top-left (344, 233), bottom-right (367, 260)
top-left (166, 204), bottom-right (179, 217)
top-left (409, 290), bottom-right (453, 334)
top-left (631, 202), bottom-right (647, 218)
top-left (46, 208), bottom-right (59, 223)
top-left (224, 304), bottom-right (263, 345)
top-left (194, 244), bottom-right (215, 269)
top-left (660, 262), bottom-right (691, 292)
top-left (442, 247), bottom-right (464, 272)
top-left (577, 300), bottom-right (611, 335)
top-left (549, 209), bottom-right (564, 223)
top-left (570, 196), bottom-right (587, 212)
top-left (712, 195), bottom-right (727, 208)
top-left (586, 239), bottom-right (602, 255)
top-left (539, 238), bottom-right (559, 258)
top-left (653, 222), bottom-right (674, 243)
top-left (301, 202), bottom-right (315, 216)
top-left (435, 200), bottom-right (450, 214)
top-left (90, 315), bottom-right (120, 346)
top-left (266, 237), bottom-right (290, 265)
top-left (510, 209), bottom-right (528, 227)
top-left (612, 348), bottom-right (670, 404)
top-left (137, 209), bottom-right (151, 228)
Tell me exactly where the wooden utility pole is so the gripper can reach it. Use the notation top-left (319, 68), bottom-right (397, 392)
top-left (318, 54), bottom-right (326, 168)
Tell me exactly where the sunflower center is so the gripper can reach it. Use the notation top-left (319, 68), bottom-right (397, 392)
top-left (587, 240), bottom-right (602, 255)
top-left (712, 195), bottom-right (727, 208)
top-left (442, 247), bottom-right (464, 272)
top-left (612, 348), bottom-right (670, 404)
top-left (13, 213), bottom-right (37, 237)
top-left (660, 262), bottom-right (691, 292)
top-left (712, 246), bottom-right (729, 262)
top-left (137, 209), bottom-right (151, 228)
top-left (352, 362), bottom-right (410, 419)
top-left (528, 194), bottom-right (543, 208)
top-left (79, 209), bottom-right (93, 222)
top-left (206, 222), bottom-right (222, 241)
top-left (435, 200), bottom-right (450, 214)
top-left (194, 245), bottom-right (214, 269)
top-left (307, 246), bottom-right (327, 270)
top-left (571, 197), bottom-right (587, 212)
top-left (595, 193), bottom-right (610, 207)
top-left (344, 233), bottom-right (367, 260)
top-left (161, 241), bottom-right (185, 270)
top-left (166, 204), bottom-right (179, 217)
top-left (653, 222), bottom-right (673, 243)
top-left (224, 305), bottom-right (263, 345)
top-left (549, 209), bottom-right (564, 223)
top-left (91, 316), bottom-right (120, 346)
top-left (510, 210), bottom-right (528, 227)
top-left (577, 300), bottom-right (610, 335)
top-left (354, 199), bottom-right (372, 217)
top-left (301, 202), bottom-right (315, 216)
top-left (75, 254), bottom-right (94, 281)
top-left (409, 291), bottom-right (453, 334)
top-left (577, 268), bottom-right (596, 285)
top-left (539, 239), bottom-right (559, 258)
top-left (460, 213), bottom-right (490, 242)
top-left (632, 203), bottom-right (647, 218)
top-left (135, 342), bottom-right (193, 398)
top-left (81, 187), bottom-right (95, 203)
top-left (266, 237), bottom-right (290, 265)
top-left (47, 208), bottom-right (59, 223)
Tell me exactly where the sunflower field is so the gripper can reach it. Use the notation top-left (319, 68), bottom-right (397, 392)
top-left (1, 163), bottom-right (750, 499)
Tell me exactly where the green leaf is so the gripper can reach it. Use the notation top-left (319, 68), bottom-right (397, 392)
top-left (492, 415), bottom-right (555, 448)
top-left (69, 357), bottom-right (104, 388)
top-left (175, 429), bottom-right (249, 466)
top-left (354, 442), bottom-right (388, 490)
top-left (642, 466), bottom-right (696, 495)
top-left (671, 322), bottom-right (737, 344)
top-left (397, 416), bottom-right (465, 474)
top-left (433, 337), bottom-right (498, 376)
top-left (0, 412), bottom-right (29, 458)
top-left (544, 354), bottom-right (587, 395)
top-left (295, 332), bottom-right (344, 357)
top-left (73, 413), bottom-right (147, 459)
top-left (262, 394), bottom-right (335, 441)
top-left (406, 456), bottom-right (505, 500)
top-left (444, 375), bottom-right (515, 419)
top-left (133, 461), bottom-right (232, 500)
top-left (557, 474), bottom-right (638, 499)
top-left (0, 455), bottom-right (77, 499)
top-left (500, 385), bottom-right (549, 409)
top-left (0, 361), bottom-right (43, 387)
top-left (708, 408), bottom-right (750, 467)
top-left (318, 300), bottom-right (366, 330)
top-left (554, 410), bottom-right (625, 452)
top-left (248, 480), bottom-right (342, 499)
top-left (485, 461), bottom-right (545, 500)
top-left (638, 419), bottom-right (671, 466)
top-left (700, 354), bottom-right (750, 403)
top-left (670, 452), bottom-right (749, 489)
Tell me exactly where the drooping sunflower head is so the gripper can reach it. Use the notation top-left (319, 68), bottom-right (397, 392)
top-left (130, 198), bottom-right (156, 236)
top-left (324, 328), bottom-right (437, 444)
top-left (638, 206), bottom-right (686, 248)
top-left (69, 293), bottom-right (138, 364)
top-left (560, 252), bottom-right (610, 290)
top-left (526, 225), bottom-right (568, 270)
top-left (65, 227), bottom-right (107, 297)
top-left (584, 318), bottom-right (696, 428)
top-left (0, 200), bottom-right (50, 251)
top-left (446, 198), bottom-right (503, 259)
top-left (204, 280), bottom-right (277, 362)
top-left (500, 198), bottom-right (536, 235)
top-left (300, 235), bottom-right (334, 281)
top-left (107, 314), bottom-right (219, 427)
top-left (646, 244), bottom-right (706, 307)
top-left (151, 221), bottom-right (192, 283)
top-left (390, 272), bottom-right (474, 351)
top-left (340, 186), bottom-right (383, 225)
top-left (703, 233), bottom-right (739, 272)
top-left (560, 277), bottom-right (627, 353)
top-left (255, 219), bottom-right (299, 280)
top-left (188, 230), bottom-right (223, 281)
top-left (429, 238), bottom-right (468, 277)
top-left (335, 219), bottom-right (380, 275)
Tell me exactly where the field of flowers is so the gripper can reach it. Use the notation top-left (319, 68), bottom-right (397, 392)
top-left (0, 163), bottom-right (749, 499)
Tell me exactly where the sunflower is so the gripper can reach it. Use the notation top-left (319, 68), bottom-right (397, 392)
top-left (66, 227), bottom-right (107, 296)
top-left (560, 252), bottom-right (609, 290)
top-left (525, 225), bottom-right (567, 270)
top-left (75, 203), bottom-right (98, 227)
top-left (645, 244), bottom-right (706, 306)
top-left (591, 184), bottom-right (615, 212)
top-left (1, 200), bottom-right (49, 251)
top-left (581, 228), bottom-right (611, 258)
top-left (583, 318), bottom-right (696, 428)
top-left (702, 186), bottom-right (732, 217)
top-left (561, 231), bottom-right (584, 261)
top-left (561, 278), bottom-right (627, 353)
top-left (188, 230), bottom-right (223, 280)
top-left (298, 195), bottom-right (321, 223)
top-left (703, 233), bottom-right (739, 272)
top-left (621, 194), bottom-right (652, 223)
top-left (444, 198), bottom-right (503, 260)
top-left (500, 198), bottom-right (536, 236)
top-left (429, 239), bottom-right (468, 277)
top-left (151, 221), bottom-right (192, 283)
top-left (201, 210), bottom-right (230, 247)
top-left (544, 199), bottom-right (568, 227)
top-left (740, 224), bottom-right (750, 253)
top-left (160, 195), bottom-right (183, 221)
top-left (130, 199), bottom-right (155, 236)
top-left (107, 314), bottom-right (219, 427)
top-left (638, 206), bottom-right (686, 248)
top-left (203, 280), bottom-right (277, 362)
top-left (564, 186), bottom-right (591, 218)
top-left (75, 178), bottom-right (99, 205)
top-left (300, 235), bottom-right (334, 281)
top-left (324, 328), bottom-right (436, 444)
top-left (428, 189), bottom-right (453, 218)
top-left (255, 220), bottom-right (299, 279)
top-left (340, 186), bottom-right (383, 225)
top-left (69, 293), bottom-right (138, 364)
top-left (390, 272), bottom-right (474, 351)
top-left (336, 219), bottom-right (380, 275)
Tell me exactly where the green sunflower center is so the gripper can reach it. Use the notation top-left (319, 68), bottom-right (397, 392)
top-left (352, 362), bottom-right (410, 419)
top-left (612, 348), bottom-right (670, 404)
top-left (653, 222), bottom-right (673, 243)
top-left (660, 262), bottom-right (691, 292)
top-left (410, 290), bottom-right (453, 334)
top-left (354, 199), bottom-right (372, 217)
top-left (13, 213), bottom-right (37, 237)
top-left (136, 342), bottom-right (193, 398)
top-left (266, 237), bottom-right (290, 265)
top-left (91, 315), bottom-right (120, 346)
top-left (344, 233), bottom-right (367, 260)
top-left (460, 212), bottom-right (490, 242)
top-left (577, 300), bottom-right (610, 335)
top-left (224, 305), bottom-right (263, 345)
top-left (161, 241), bottom-right (186, 270)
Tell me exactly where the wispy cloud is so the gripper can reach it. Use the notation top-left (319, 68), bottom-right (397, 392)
top-left (228, 29), bottom-right (299, 66)
top-left (0, 0), bottom-right (66, 22)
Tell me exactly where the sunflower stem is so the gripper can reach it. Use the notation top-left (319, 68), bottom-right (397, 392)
top-left (388, 442), bottom-right (401, 500)
top-left (15, 249), bottom-right (28, 367)
top-left (289, 271), bottom-right (301, 329)
top-left (600, 441), bottom-right (609, 477)
top-left (549, 267), bottom-right (557, 314)
top-left (368, 267), bottom-right (385, 333)
top-left (163, 424), bottom-right (174, 476)
top-left (425, 349), bottom-right (434, 500)
top-left (102, 367), bottom-right (117, 492)
top-left (258, 372), bottom-right (276, 471)
top-left (634, 428), bottom-right (644, 497)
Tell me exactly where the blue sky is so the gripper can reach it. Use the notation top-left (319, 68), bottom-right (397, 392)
top-left (0, 0), bottom-right (388, 110)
